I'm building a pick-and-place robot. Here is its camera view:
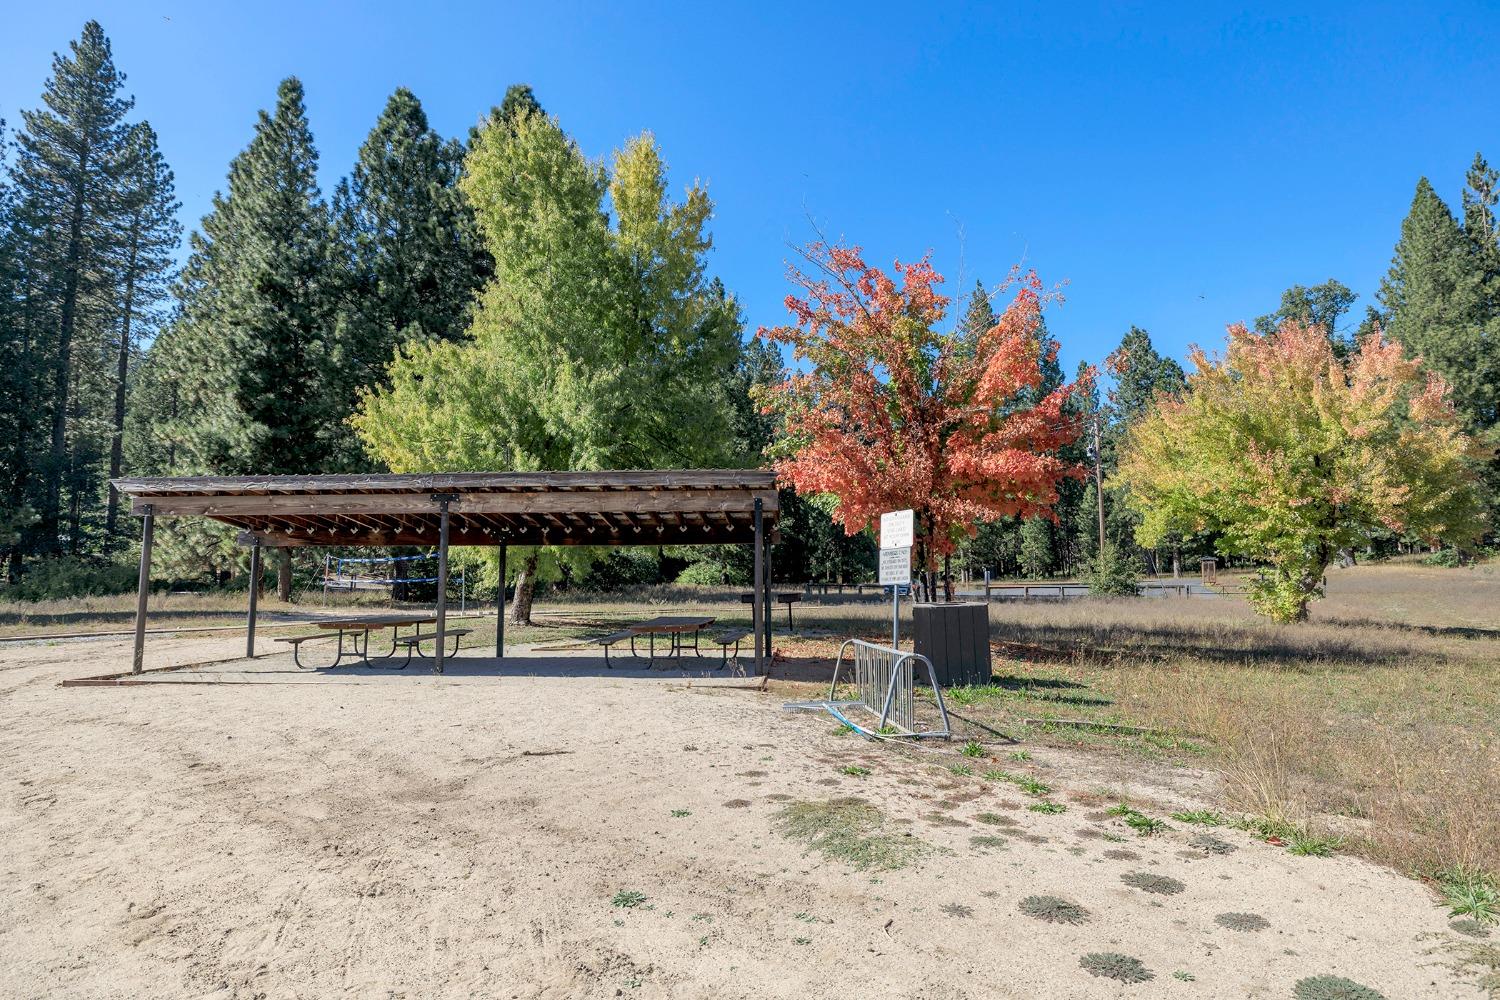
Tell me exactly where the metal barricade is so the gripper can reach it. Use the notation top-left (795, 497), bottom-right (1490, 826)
top-left (823, 638), bottom-right (951, 739)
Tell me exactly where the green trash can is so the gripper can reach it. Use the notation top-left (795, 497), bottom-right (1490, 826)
top-left (912, 602), bottom-right (991, 687)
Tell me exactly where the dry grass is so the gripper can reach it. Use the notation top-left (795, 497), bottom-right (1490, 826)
top-left (771, 560), bottom-right (1500, 887)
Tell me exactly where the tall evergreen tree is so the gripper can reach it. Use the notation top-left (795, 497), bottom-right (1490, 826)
top-left (103, 122), bottom-right (179, 545)
top-left (165, 77), bottom-right (334, 596)
top-left (1462, 152), bottom-right (1500, 279)
top-left (1378, 178), bottom-right (1497, 433)
top-left (469, 83), bottom-right (545, 144)
top-left (8, 21), bottom-right (135, 554)
top-left (327, 87), bottom-right (483, 465)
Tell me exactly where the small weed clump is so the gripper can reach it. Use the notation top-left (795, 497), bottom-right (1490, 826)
top-left (1438, 866), bottom-right (1499, 925)
top-left (775, 798), bottom-right (928, 872)
top-left (1172, 809), bottom-right (1225, 826)
top-left (1106, 803), bottom-right (1169, 836)
top-left (840, 765), bottom-right (871, 777)
top-left (975, 812), bottom-right (1016, 827)
top-left (1017, 895), bottom-right (1090, 925)
top-left (1214, 912), bottom-right (1270, 932)
top-left (1028, 801), bottom-right (1066, 815)
top-left (1291, 974), bottom-right (1387, 1000)
top-left (1080, 952), bottom-right (1154, 983)
top-left (1172, 970), bottom-right (1195, 981)
top-left (1009, 749), bottom-right (1031, 761)
top-left (1121, 871), bottom-right (1186, 896)
top-left (961, 740), bottom-right (985, 758)
top-left (982, 768), bottom-right (1010, 782)
top-left (940, 902), bottom-right (974, 918)
top-left (670, 809), bottom-right (691, 818)
top-left (612, 890), bottom-right (647, 908)
top-left (1018, 777), bottom-right (1052, 796)
top-left (949, 763), bottom-right (973, 777)
top-left (969, 834), bottom-right (1008, 849)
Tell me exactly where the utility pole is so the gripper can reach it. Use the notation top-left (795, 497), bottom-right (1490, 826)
top-left (1092, 416), bottom-right (1106, 560)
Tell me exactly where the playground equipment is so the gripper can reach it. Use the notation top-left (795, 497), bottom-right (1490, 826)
top-left (322, 553), bottom-right (466, 611)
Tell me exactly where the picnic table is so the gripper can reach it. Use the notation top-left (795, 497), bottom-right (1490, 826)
top-left (739, 591), bottom-right (803, 630)
top-left (627, 615), bottom-right (716, 665)
top-left (275, 614), bottom-right (442, 670)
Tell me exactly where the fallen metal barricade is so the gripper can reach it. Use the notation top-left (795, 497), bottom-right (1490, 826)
top-left (785, 639), bottom-right (950, 739)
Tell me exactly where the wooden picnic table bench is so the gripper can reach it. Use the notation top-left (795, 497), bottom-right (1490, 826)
top-left (740, 591), bottom-right (802, 630)
top-left (313, 615), bottom-right (435, 668)
top-left (389, 627), bottom-right (472, 668)
top-left (275, 627), bottom-right (372, 670)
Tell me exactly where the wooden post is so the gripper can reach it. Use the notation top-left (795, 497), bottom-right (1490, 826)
top-left (496, 543), bottom-right (506, 659)
top-left (763, 527), bottom-right (773, 666)
top-left (132, 505), bottom-right (154, 674)
top-left (752, 497), bottom-right (764, 673)
top-left (246, 538), bottom-right (261, 659)
top-left (1092, 416), bottom-right (1106, 562)
top-left (433, 495), bottom-right (453, 674)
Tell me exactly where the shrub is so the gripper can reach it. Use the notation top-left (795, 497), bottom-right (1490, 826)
top-left (3, 556), bottom-right (138, 601)
top-left (675, 560), bottom-right (730, 586)
top-left (1084, 548), bottom-right (1141, 596)
top-left (1423, 548), bottom-right (1462, 568)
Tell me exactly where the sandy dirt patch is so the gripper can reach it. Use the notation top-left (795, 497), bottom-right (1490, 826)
top-left (0, 635), bottom-right (1479, 998)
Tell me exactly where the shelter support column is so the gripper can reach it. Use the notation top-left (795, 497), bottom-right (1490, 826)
top-left (763, 527), bottom-right (773, 669)
top-left (752, 498), bottom-right (765, 674)
top-left (434, 494), bottom-right (454, 674)
top-left (246, 538), bottom-right (261, 658)
top-left (132, 504), bottom-right (154, 674)
top-left (496, 544), bottom-right (506, 659)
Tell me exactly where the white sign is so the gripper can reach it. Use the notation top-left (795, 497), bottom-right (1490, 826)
top-left (880, 509), bottom-right (914, 550)
top-left (878, 546), bottom-right (912, 586)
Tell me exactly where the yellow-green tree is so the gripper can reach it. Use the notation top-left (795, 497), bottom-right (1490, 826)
top-left (353, 110), bottom-right (741, 620)
top-left (1114, 319), bottom-right (1486, 621)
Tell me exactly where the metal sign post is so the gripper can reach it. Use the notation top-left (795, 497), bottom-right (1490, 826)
top-left (878, 509), bottom-right (914, 650)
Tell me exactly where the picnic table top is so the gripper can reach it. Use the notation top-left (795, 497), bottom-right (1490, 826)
top-left (628, 616), bottom-right (716, 633)
top-left (314, 614), bottom-right (436, 631)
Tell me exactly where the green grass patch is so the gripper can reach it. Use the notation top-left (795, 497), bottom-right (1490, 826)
top-left (774, 798), bottom-right (929, 872)
top-left (1028, 801), bottom-right (1066, 814)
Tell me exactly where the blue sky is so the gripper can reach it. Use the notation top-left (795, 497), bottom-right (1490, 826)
top-left (4, 2), bottom-right (1498, 376)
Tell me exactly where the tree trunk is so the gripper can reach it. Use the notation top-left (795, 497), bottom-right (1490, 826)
top-left (510, 551), bottom-right (538, 625)
top-left (942, 554), bottom-right (954, 602)
top-left (44, 179), bottom-right (90, 553)
top-left (277, 548), bottom-right (292, 602)
top-left (105, 236), bottom-right (140, 548)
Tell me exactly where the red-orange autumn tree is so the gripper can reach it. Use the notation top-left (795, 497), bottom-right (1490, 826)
top-left (756, 242), bottom-right (1089, 597)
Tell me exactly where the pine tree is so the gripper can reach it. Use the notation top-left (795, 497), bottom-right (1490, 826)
top-left (1107, 327), bottom-right (1185, 426)
top-left (469, 83), bottom-right (545, 144)
top-left (8, 21), bottom-right (135, 554)
top-left (164, 78), bottom-right (334, 597)
top-left (327, 88), bottom-right (483, 466)
top-left (1378, 178), bottom-right (1497, 433)
top-left (1462, 153), bottom-right (1500, 279)
top-left (103, 122), bottom-right (179, 545)
top-left (1254, 280), bottom-right (1358, 352)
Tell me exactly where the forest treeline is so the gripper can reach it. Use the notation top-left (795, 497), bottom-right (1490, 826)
top-left (0, 22), bottom-right (1495, 601)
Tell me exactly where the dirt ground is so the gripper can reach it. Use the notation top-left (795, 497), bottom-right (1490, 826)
top-left (0, 632), bottom-right (1482, 999)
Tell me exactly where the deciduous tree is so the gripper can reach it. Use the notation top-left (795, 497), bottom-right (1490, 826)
top-left (356, 110), bottom-right (741, 622)
top-left (1114, 319), bottom-right (1486, 621)
top-left (757, 243), bottom-right (1088, 598)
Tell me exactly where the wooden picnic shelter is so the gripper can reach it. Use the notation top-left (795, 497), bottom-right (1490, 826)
top-left (112, 470), bottom-right (780, 675)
